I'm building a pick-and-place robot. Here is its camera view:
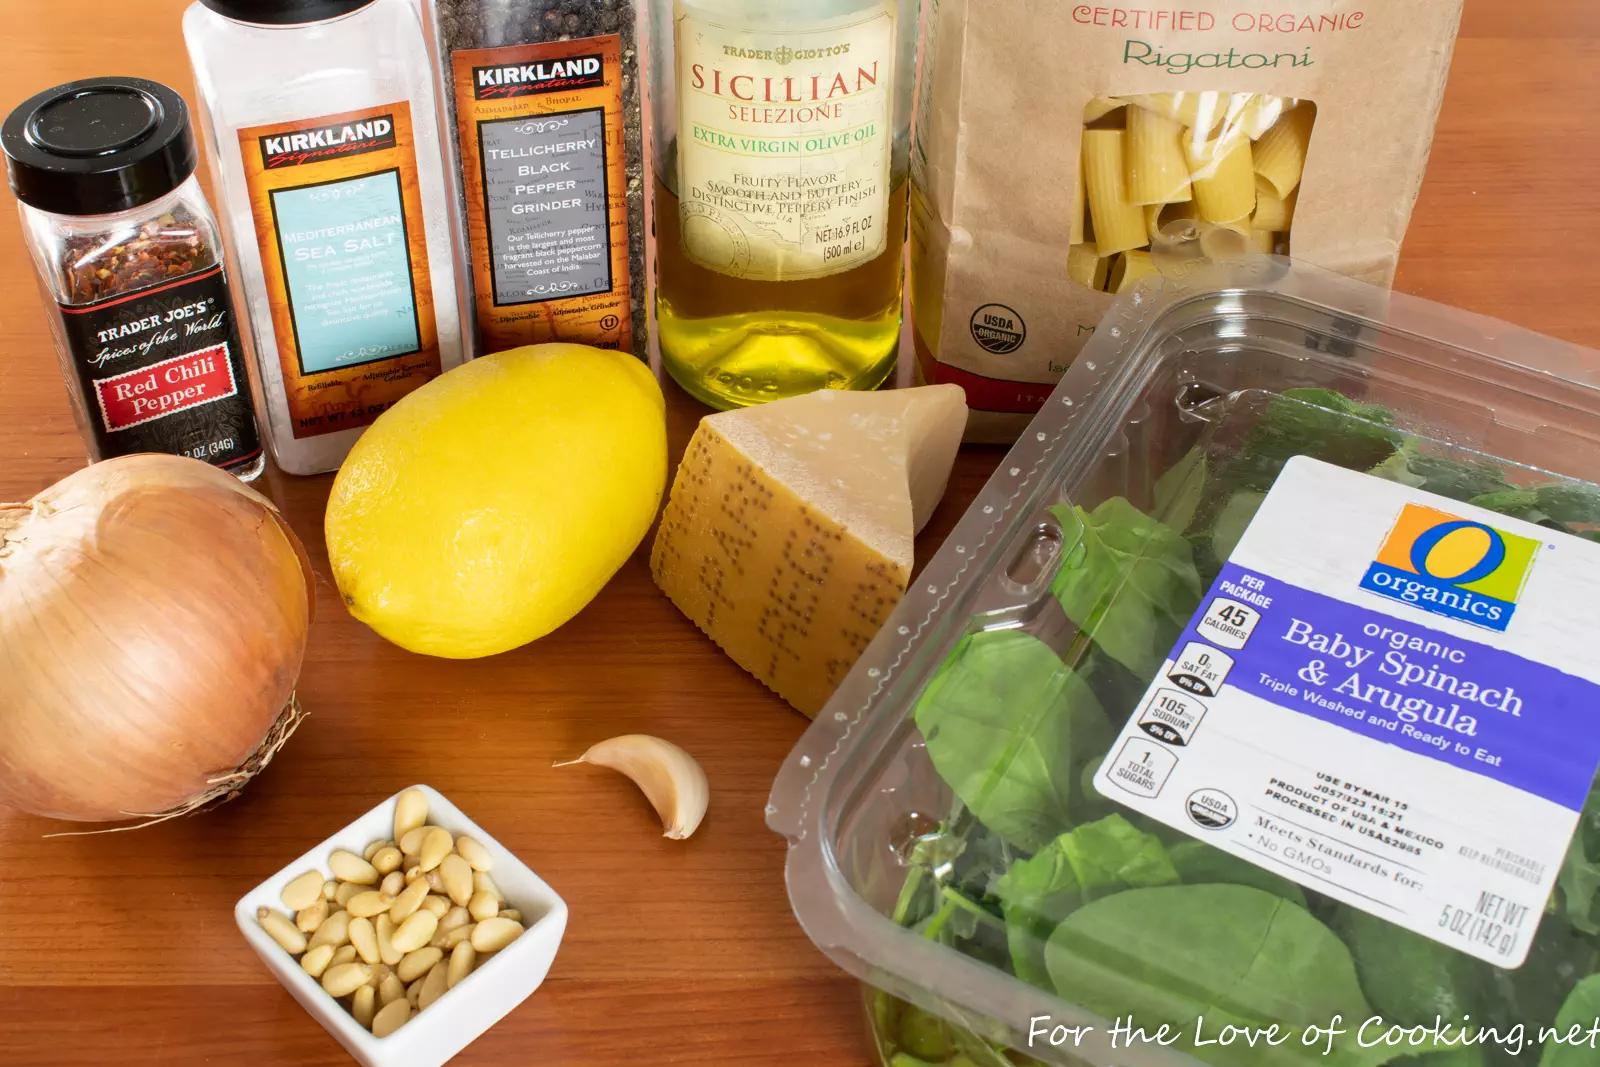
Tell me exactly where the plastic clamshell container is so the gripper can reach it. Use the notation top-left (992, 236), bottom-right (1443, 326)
top-left (768, 257), bottom-right (1600, 1067)
top-left (236, 785), bottom-right (567, 1067)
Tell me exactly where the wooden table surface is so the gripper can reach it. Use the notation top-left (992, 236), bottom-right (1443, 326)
top-left (1, 2), bottom-right (1597, 1065)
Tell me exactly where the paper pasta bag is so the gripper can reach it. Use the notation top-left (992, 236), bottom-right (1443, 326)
top-left (910, 1), bottom-right (1465, 442)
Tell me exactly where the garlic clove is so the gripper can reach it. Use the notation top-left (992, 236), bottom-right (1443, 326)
top-left (555, 734), bottom-right (708, 840)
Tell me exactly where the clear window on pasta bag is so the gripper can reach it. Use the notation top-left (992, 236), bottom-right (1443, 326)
top-left (1069, 93), bottom-right (1315, 293)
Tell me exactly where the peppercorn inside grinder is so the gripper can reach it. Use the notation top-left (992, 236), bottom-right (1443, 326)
top-left (3, 76), bottom-right (264, 478)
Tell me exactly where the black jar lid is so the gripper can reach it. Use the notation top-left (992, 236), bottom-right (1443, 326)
top-left (2, 77), bottom-right (198, 217)
top-left (196, 0), bottom-right (380, 24)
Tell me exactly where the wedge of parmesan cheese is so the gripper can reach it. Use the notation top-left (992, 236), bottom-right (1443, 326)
top-left (650, 385), bottom-right (969, 716)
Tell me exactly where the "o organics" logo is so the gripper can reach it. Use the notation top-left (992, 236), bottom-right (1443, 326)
top-left (1359, 503), bottom-right (1540, 633)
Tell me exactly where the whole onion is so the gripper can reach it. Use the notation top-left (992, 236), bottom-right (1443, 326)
top-left (0, 455), bottom-right (314, 823)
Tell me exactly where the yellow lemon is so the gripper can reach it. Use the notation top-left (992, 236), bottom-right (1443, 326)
top-left (325, 344), bottom-right (666, 658)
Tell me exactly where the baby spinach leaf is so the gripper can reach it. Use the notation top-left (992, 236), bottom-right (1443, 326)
top-left (1045, 884), bottom-right (1388, 1067)
top-left (1048, 498), bottom-right (1202, 681)
top-left (1540, 974), bottom-right (1600, 1066)
top-left (914, 630), bottom-right (1102, 852)
top-left (1330, 909), bottom-right (1482, 1023)
top-left (995, 815), bottom-right (1178, 988)
top-left (1167, 840), bottom-right (1306, 906)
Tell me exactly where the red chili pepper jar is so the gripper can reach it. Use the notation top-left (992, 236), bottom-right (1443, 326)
top-left (3, 77), bottom-right (264, 479)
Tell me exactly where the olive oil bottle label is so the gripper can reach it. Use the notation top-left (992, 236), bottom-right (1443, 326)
top-left (1096, 457), bottom-right (1600, 969)
top-left (449, 36), bottom-right (634, 354)
top-left (673, 0), bottom-right (895, 281)
top-left (238, 103), bottom-right (442, 440)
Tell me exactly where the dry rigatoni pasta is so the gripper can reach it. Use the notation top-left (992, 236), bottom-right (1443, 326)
top-left (1065, 92), bottom-right (1316, 294)
top-left (1254, 103), bottom-right (1316, 197)
top-left (1108, 250), bottom-right (1158, 293)
top-left (1066, 243), bottom-right (1110, 289)
top-left (1125, 106), bottom-right (1192, 206)
top-left (1080, 129), bottom-right (1149, 256)
top-left (1188, 134), bottom-right (1256, 223)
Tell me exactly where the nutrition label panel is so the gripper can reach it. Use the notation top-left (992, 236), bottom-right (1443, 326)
top-left (1096, 458), bottom-right (1600, 967)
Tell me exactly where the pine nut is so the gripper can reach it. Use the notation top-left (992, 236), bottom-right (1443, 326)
top-left (418, 960), bottom-right (449, 1011)
top-left (349, 917), bottom-right (380, 965)
top-left (420, 894), bottom-right (451, 919)
top-left (470, 917), bottom-right (524, 953)
top-left (394, 789), bottom-right (429, 842)
top-left (391, 910), bottom-right (438, 954)
top-left (322, 879), bottom-right (339, 902)
top-left (397, 947), bottom-right (442, 983)
top-left (439, 854), bottom-right (473, 907)
top-left (257, 908), bottom-right (307, 955)
top-left (372, 847), bottom-right (403, 876)
top-left (419, 828), bottom-right (453, 872)
top-left (425, 869), bottom-right (447, 894)
top-left (322, 962), bottom-right (371, 998)
top-left (468, 891), bottom-right (499, 922)
top-left (347, 891), bottom-right (393, 919)
top-left (335, 881), bottom-right (364, 907)
top-left (405, 978), bottom-right (423, 1009)
top-left (472, 871), bottom-right (504, 902)
top-left (281, 870), bottom-right (325, 912)
top-left (455, 836), bottom-right (494, 873)
top-left (330, 945), bottom-right (358, 967)
top-left (439, 906), bottom-right (472, 933)
top-left (352, 985), bottom-right (376, 1028)
top-left (296, 900), bottom-right (329, 934)
top-left (389, 879), bottom-right (429, 924)
top-left (447, 942), bottom-right (476, 989)
top-left (399, 827), bottom-right (428, 856)
top-left (329, 850), bottom-right (380, 885)
top-left (380, 871), bottom-right (405, 898)
top-left (308, 909), bottom-right (351, 950)
top-left (441, 924), bottom-right (474, 950)
top-left (378, 974), bottom-right (406, 1007)
top-left (372, 998), bottom-right (410, 1038)
top-left (497, 909), bottom-right (522, 924)
top-left (376, 913), bottom-right (402, 966)
top-left (362, 840), bottom-right (384, 862)
top-left (300, 943), bottom-right (335, 978)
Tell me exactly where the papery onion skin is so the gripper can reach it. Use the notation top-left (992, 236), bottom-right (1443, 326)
top-left (0, 455), bottom-right (314, 822)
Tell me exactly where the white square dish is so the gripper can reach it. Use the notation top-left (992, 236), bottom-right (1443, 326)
top-left (235, 784), bottom-right (567, 1067)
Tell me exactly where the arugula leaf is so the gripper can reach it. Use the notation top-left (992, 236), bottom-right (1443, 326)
top-left (1045, 884), bottom-right (1388, 1067)
top-left (1541, 974), bottom-right (1600, 1066)
top-left (1552, 780), bottom-right (1600, 934)
top-left (1210, 490), bottom-right (1267, 563)
top-left (1222, 388), bottom-right (1403, 495)
top-left (994, 815), bottom-right (1178, 988)
top-left (1330, 909), bottom-right (1483, 1023)
top-left (1048, 498), bottom-right (1203, 681)
top-left (1368, 449), bottom-right (1428, 488)
top-left (1537, 483), bottom-right (1600, 525)
top-left (1167, 840), bottom-right (1307, 906)
top-left (1403, 454), bottom-right (1515, 503)
top-left (1154, 446), bottom-right (1208, 534)
top-left (913, 630), bottom-right (1103, 851)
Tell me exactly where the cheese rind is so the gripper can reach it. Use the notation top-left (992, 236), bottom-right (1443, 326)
top-left (650, 386), bottom-right (969, 716)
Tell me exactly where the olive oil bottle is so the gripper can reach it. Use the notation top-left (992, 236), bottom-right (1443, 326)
top-left (650, 0), bottom-right (917, 408)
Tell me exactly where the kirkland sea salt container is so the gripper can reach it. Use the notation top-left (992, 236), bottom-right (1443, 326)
top-left (769, 257), bottom-right (1600, 1067)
